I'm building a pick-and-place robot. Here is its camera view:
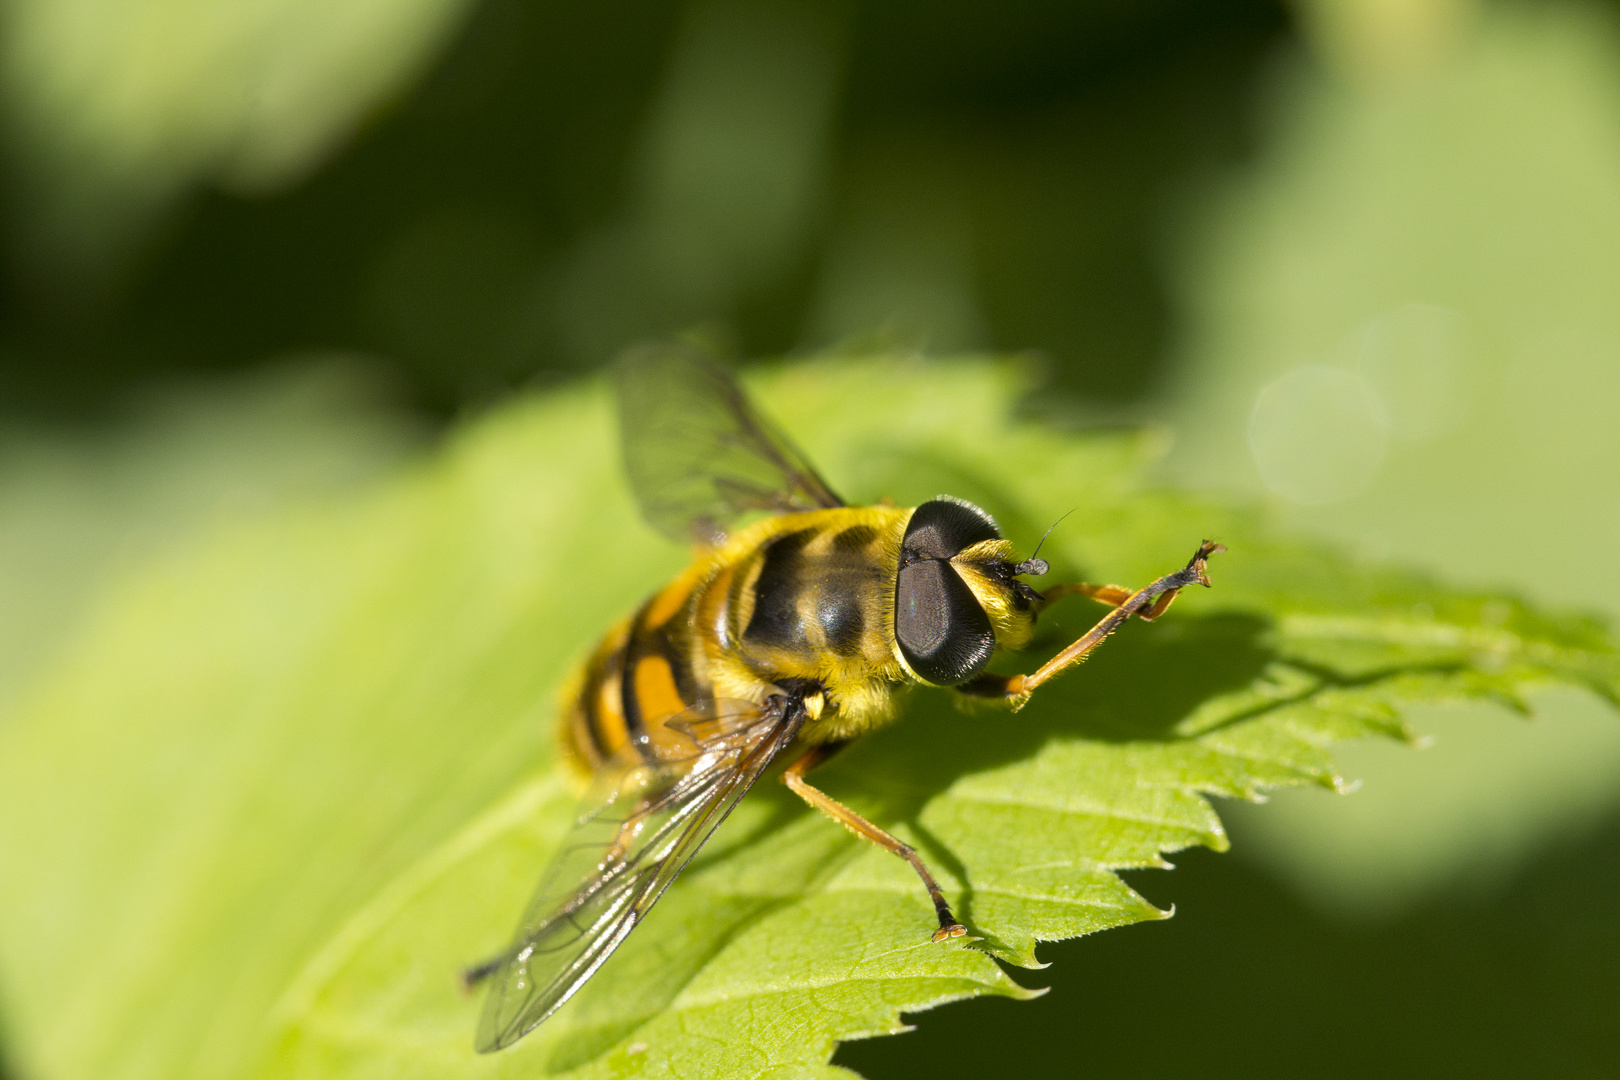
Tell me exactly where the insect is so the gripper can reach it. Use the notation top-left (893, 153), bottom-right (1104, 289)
top-left (465, 344), bottom-right (1222, 1052)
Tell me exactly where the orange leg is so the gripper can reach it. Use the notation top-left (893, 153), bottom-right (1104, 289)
top-left (967, 541), bottom-right (1223, 706)
top-left (783, 742), bottom-right (967, 943)
top-left (1040, 581), bottom-right (1133, 610)
top-left (1040, 578), bottom-right (1188, 622)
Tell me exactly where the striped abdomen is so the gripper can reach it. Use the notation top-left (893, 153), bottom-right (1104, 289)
top-left (561, 507), bottom-right (910, 772)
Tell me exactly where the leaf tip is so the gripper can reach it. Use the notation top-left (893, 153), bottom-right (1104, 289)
top-left (995, 981), bottom-right (1052, 1004)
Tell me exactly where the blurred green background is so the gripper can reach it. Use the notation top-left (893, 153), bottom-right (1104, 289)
top-left (3, 0), bottom-right (1620, 1076)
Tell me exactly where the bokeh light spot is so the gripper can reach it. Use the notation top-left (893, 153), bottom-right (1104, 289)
top-left (1248, 364), bottom-right (1389, 505)
top-left (1357, 303), bottom-right (1469, 440)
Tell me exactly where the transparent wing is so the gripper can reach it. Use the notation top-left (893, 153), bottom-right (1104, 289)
top-left (472, 698), bottom-right (804, 1052)
top-left (615, 342), bottom-right (844, 546)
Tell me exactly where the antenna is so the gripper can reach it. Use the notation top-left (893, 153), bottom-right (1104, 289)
top-left (1014, 507), bottom-right (1076, 576)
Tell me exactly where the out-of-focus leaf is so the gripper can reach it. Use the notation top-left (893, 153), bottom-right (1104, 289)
top-left (549, 0), bottom-right (844, 369)
top-left (0, 0), bottom-right (478, 272)
top-left (0, 356), bottom-right (1613, 1080)
top-left (0, 358), bottom-right (419, 710)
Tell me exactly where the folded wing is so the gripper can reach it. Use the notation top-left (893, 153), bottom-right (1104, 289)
top-left (472, 698), bottom-right (805, 1052)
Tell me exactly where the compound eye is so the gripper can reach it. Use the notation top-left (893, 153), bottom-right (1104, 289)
top-left (902, 499), bottom-right (1001, 561)
top-left (895, 558), bottom-right (996, 685)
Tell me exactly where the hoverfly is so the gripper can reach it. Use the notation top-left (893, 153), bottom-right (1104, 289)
top-left (466, 344), bottom-right (1222, 1052)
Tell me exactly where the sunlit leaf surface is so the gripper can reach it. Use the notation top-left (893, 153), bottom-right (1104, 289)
top-left (0, 357), bottom-right (1613, 1080)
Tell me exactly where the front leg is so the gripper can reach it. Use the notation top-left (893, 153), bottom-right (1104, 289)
top-left (960, 541), bottom-right (1223, 708)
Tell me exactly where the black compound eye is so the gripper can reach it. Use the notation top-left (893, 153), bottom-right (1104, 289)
top-left (894, 558), bottom-right (996, 685)
top-left (902, 499), bottom-right (1001, 562)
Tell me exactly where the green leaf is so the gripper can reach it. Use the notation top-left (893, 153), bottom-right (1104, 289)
top-left (0, 356), bottom-right (1614, 1080)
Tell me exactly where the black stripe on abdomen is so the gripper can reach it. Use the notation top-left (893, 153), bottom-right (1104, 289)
top-left (620, 605), bottom-right (705, 757)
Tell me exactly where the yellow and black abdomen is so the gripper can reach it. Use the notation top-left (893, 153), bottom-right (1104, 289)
top-left (561, 562), bottom-right (711, 772)
top-left (561, 507), bottom-right (912, 772)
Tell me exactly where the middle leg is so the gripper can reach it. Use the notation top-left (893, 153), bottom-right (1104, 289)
top-left (782, 742), bottom-right (967, 942)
